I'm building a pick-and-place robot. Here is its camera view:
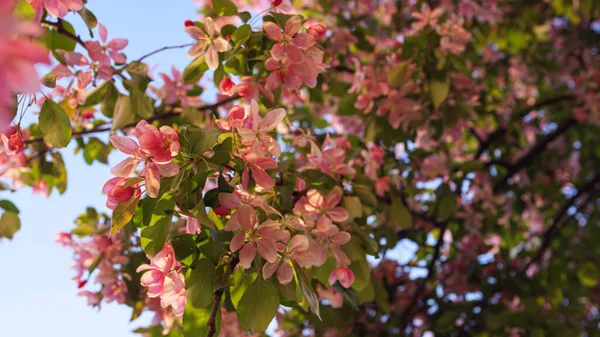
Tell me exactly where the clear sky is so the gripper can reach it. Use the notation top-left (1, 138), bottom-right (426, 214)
top-left (0, 1), bottom-right (199, 336)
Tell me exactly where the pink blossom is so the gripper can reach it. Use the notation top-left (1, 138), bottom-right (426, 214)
top-left (307, 24), bottom-right (327, 41)
top-left (102, 177), bottom-right (141, 210)
top-left (219, 77), bottom-right (236, 96)
top-left (225, 205), bottom-right (288, 269)
top-left (238, 100), bottom-right (286, 156)
top-left (316, 284), bottom-right (343, 308)
top-left (375, 176), bottom-right (391, 197)
top-left (1, 132), bottom-right (23, 155)
top-left (0, 3), bottom-right (49, 129)
top-left (241, 152), bottom-right (278, 189)
top-left (302, 186), bottom-right (349, 223)
top-left (263, 15), bottom-right (315, 63)
top-left (215, 105), bottom-right (246, 131)
top-left (136, 243), bottom-right (187, 317)
top-left (328, 266), bottom-right (355, 288)
top-left (264, 56), bottom-right (303, 91)
top-left (185, 216), bottom-right (201, 234)
top-left (27, 0), bottom-right (83, 23)
top-left (109, 121), bottom-right (180, 198)
top-left (409, 3), bottom-right (444, 34)
top-left (85, 23), bottom-right (128, 65)
top-left (185, 17), bottom-right (231, 70)
top-left (234, 76), bottom-right (274, 103)
top-left (263, 235), bottom-right (310, 284)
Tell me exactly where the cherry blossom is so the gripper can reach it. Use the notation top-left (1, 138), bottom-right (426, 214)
top-left (185, 17), bottom-right (231, 70)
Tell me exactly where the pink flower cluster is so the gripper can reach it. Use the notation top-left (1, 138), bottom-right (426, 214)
top-left (0, 1), bottom-right (49, 130)
top-left (56, 230), bottom-right (131, 306)
top-left (263, 16), bottom-right (329, 91)
top-left (51, 23), bottom-right (127, 108)
top-left (27, 0), bottom-right (83, 23)
top-left (108, 120), bottom-right (180, 199)
top-left (136, 243), bottom-right (187, 317)
top-left (216, 100), bottom-right (286, 189)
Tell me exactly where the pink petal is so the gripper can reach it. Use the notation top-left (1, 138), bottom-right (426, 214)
top-left (184, 26), bottom-right (205, 40)
top-left (261, 108), bottom-right (286, 131)
top-left (270, 42), bottom-right (285, 61)
top-left (239, 243), bottom-right (257, 269)
top-left (110, 157), bottom-right (139, 177)
top-left (99, 23), bottom-right (108, 44)
top-left (328, 208), bottom-right (349, 223)
top-left (262, 259), bottom-right (280, 280)
top-left (108, 38), bottom-right (128, 51)
top-left (256, 239), bottom-right (278, 263)
top-left (252, 168), bottom-right (274, 189)
top-left (145, 165), bottom-right (161, 198)
top-left (263, 21), bottom-right (283, 40)
top-left (292, 33), bottom-right (315, 48)
top-left (286, 44), bottom-right (304, 63)
top-left (230, 233), bottom-right (246, 252)
top-left (110, 135), bottom-right (139, 154)
top-left (277, 262), bottom-right (294, 284)
top-left (205, 45), bottom-right (219, 71)
top-left (325, 186), bottom-right (343, 207)
top-left (284, 15), bottom-right (302, 37)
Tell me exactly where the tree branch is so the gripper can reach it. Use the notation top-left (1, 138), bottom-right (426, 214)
top-left (473, 94), bottom-right (577, 160)
top-left (493, 117), bottom-right (577, 192)
top-left (521, 172), bottom-right (600, 274)
top-left (206, 289), bottom-right (224, 337)
top-left (400, 221), bottom-right (448, 329)
top-left (41, 19), bottom-right (87, 49)
top-left (23, 95), bottom-right (239, 145)
top-left (136, 43), bottom-right (194, 62)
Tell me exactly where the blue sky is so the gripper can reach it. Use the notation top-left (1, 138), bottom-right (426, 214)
top-left (0, 1), bottom-right (199, 335)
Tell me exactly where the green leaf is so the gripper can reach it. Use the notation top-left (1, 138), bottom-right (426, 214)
top-left (101, 82), bottom-right (119, 117)
top-left (212, 0), bottom-right (238, 16)
top-left (436, 191), bottom-right (457, 221)
top-left (82, 81), bottom-right (111, 107)
top-left (41, 72), bottom-right (57, 88)
top-left (183, 304), bottom-right (221, 337)
top-left (77, 7), bottom-right (98, 30)
top-left (431, 78), bottom-right (450, 108)
top-left (387, 62), bottom-right (408, 86)
top-left (183, 56), bottom-right (209, 84)
top-left (111, 196), bottom-right (140, 235)
top-left (129, 86), bottom-right (153, 118)
top-left (0, 212), bottom-right (20, 240)
top-left (124, 61), bottom-right (149, 75)
top-left (293, 261), bottom-right (321, 319)
top-left (237, 11), bottom-right (252, 23)
top-left (44, 20), bottom-right (77, 52)
top-left (353, 184), bottom-right (378, 207)
top-left (39, 100), bottom-right (72, 148)
top-left (111, 95), bottom-right (135, 130)
top-left (237, 277), bottom-right (280, 334)
top-left (343, 196), bottom-right (362, 220)
top-left (194, 200), bottom-right (217, 230)
top-left (577, 263), bottom-right (600, 287)
top-left (350, 222), bottom-right (378, 256)
top-left (141, 194), bottom-right (176, 256)
top-left (389, 197), bottom-right (411, 228)
top-left (172, 234), bottom-right (198, 267)
top-left (179, 126), bottom-right (221, 155)
top-left (231, 24), bottom-right (252, 43)
top-left (349, 259), bottom-right (371, 291)
top-left (0, 200), bottom-right (19, 214)
top-left (188, 258), bottom-right (217, 308)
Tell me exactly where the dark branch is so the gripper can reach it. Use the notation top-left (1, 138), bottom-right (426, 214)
top-left (206, 289), bottom-right (224, 337)
top-left (400, 222), bottom-right (448, 329)
top-left (41, 19), bottom-right (87, 49)
top-left (136, 43), bottom-right (194, 62)
top-left (521, 172), bottom-right (600, 274)
top-left (493, 117), bottom-right (577, 192)
top-left (474, 94), bottom-right (577, 160)
top-left (23, 95), bottom-right (239, 145)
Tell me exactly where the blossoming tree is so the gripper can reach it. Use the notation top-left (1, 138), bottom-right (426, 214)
top-left (2, 0), bottom-right (600, 336)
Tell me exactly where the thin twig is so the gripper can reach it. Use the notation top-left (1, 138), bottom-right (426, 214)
top-left (23, 95), bottom-right (240, 145)
top-left (493, 117), bottom-right (577, 192)
top-left (136, 43), bottom-right (194, 62)
top-left (41, 19), bottom-right (87, 49)
top-left (400, 222), bottom-right (448, 329)
top-left (206, 289), bottom-right (224, 337)
top-left (521, 172), bottom-right (600, 275)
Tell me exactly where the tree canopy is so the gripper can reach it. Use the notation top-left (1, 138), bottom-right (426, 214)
top-left (1, 0), bottom-right (600, 336)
